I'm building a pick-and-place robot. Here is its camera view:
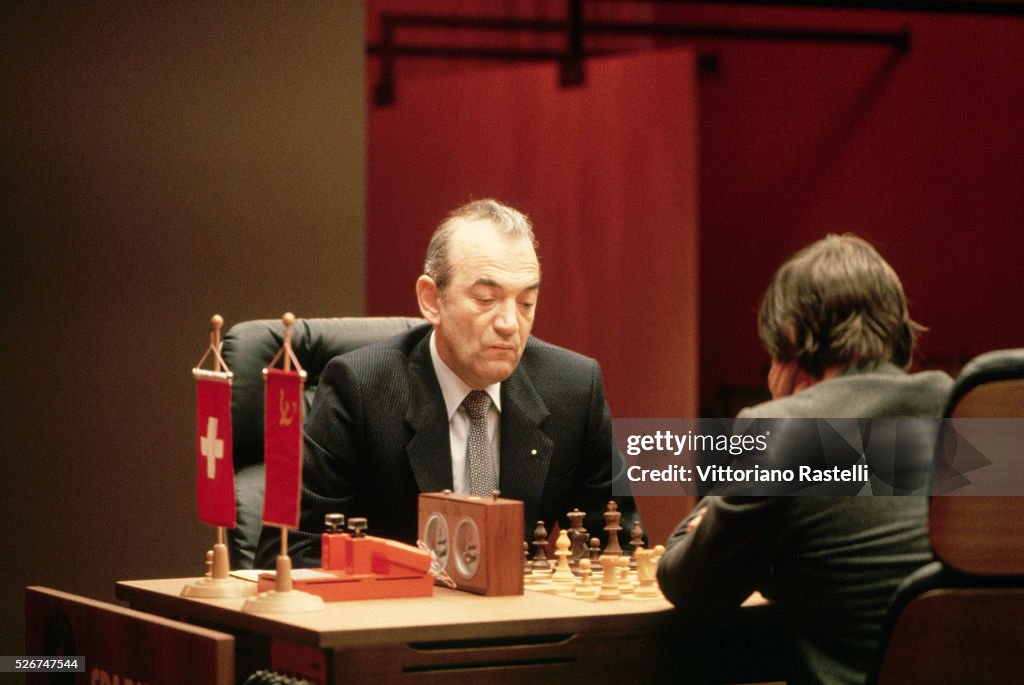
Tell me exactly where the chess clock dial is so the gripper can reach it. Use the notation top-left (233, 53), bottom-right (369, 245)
top-left (454, 517), bottom-right (481, 579)
top-left (422, 513), bottom-right (450, 568)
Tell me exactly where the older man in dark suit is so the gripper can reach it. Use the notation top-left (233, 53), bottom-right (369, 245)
top-left (257, 199), bottom-right (633, 569)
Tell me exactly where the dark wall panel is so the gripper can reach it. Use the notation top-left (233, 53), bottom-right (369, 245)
top-left (1, 2), bottom-right (366, 656)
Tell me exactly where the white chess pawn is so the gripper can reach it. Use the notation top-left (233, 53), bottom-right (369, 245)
top-left (574, 558), bottom-right (598, 597)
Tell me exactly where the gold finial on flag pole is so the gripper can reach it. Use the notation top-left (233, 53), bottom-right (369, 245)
top-left (195, 314), bottom-right (231, 376)
top-left (265, 312), bottom-right (306, 379)
top-left (282, 312), bottom-right (294, 372)
top-left (210, 314), bottom-right (224, 368)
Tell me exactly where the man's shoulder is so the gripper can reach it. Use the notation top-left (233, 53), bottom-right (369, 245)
top-left (520, 336), bottom-right (600, 376)
top-left (324, 323), bottom-right (431, 376)
top-left (738, 365), bottom-right (954, 419)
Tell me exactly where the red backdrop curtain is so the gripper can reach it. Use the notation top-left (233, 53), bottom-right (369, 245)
top-left (368, 48), bottom-right (700, 541)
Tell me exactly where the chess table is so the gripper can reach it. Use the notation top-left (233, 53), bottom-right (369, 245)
top-left (116, 578), bottom-right (779, 684)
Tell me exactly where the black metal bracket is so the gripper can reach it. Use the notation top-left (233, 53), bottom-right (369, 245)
top-left (368, 6), bottom-right (911, 106)
top-left (561, 0), bottom-right (586, 88)
top-left (633, 0), bottom-right (1024, 16)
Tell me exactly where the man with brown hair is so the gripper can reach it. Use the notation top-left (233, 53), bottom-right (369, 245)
top-left (658, 234), bottom-right (953, 685)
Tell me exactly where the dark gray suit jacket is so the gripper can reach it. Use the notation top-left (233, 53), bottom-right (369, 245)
top-left (256, 323), bottom-right (633, 568)
top-left (657, 363), bottom-right (953, 685)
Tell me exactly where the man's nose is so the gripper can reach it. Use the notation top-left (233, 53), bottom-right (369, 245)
top-left (493, 300), bottom-right (519, 335)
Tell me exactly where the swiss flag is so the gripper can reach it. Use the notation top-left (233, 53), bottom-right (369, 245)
top-left (263, 368), bottom-right (304, 528)
top-left (195, 373), bottom-right (236, 528)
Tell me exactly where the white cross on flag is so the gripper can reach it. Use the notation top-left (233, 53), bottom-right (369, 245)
top-left (195, 371), bottom-right (236, 528)
top-left (263, 368), bottom-right (304, 528)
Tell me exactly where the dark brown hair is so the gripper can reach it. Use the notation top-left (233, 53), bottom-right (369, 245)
top-left (758, 234), bottom-right (924, 377)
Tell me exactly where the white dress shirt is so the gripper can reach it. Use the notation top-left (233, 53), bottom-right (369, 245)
top-left (429, 331), bottom-right (501, 493)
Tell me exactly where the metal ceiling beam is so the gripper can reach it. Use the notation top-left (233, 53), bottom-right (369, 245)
top-left (617, 0), bottom-right (1024, 17)
top-left (368, 10), bottom-right (910, 105)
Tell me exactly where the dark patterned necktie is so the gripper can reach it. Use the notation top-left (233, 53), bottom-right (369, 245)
top-left (463, 390), bottom-right (494, 496)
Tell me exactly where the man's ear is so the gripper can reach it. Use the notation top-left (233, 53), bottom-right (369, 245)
top-left (416, 275), bottom-right (442, 326)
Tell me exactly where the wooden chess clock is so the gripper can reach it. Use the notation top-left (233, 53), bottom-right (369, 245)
top-left (418, 491), bottom-right (524, 596)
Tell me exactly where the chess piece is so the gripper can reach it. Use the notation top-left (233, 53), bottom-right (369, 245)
top-left (552, 529), bottom-right (575, 583)
top-left (569, 530), bottom-right (589, 574)
top-left (598, 555), bottom-right (621, 600)
top-left (531, 521), bottom-right (552, 573)
top-left (634, 547), bottom-right (661, 598)
top-left (567, 508), bottom-right (586, 532)
top-left (617, 555), bottom-right (634, 593)
top-left (629, 519), bottom-right (645, 570)
top-left (588, 537), bottom-right (602, 569)
top-left (523, 541), bottom-right (532, 577)
top-left (574, 558), bottom-right (598, 597)
top-left (567, 508), bottom-right (588, 569)
top-left (603, 501), bottom-right (623, 556)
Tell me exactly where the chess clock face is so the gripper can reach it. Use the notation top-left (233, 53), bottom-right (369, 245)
top-left (454, 517), bottom-right (480, 579)
top-left (422, 512), bottom-right (450, 568)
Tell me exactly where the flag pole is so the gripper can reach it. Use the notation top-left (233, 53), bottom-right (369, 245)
top-left (211, 314), bottom-right (224, 368)
top-left (244, 312), bottom-right (323, 613)
top-left (211, 315), bottom-right (229, 579)
top-left (278, 312), bottom-right (294, 591)
top-left (183, 314), bottom-right (254, 599)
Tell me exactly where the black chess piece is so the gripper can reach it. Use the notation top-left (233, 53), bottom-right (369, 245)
top-left (567, 508), bottom-right (588, 570)
top-left (588, 536), bottom-right (602, 566)
top-left (629, 519), bottom-right (645, 570)
top-left (531, 520), bottom-right (552, 572)
top-left (603, 500), bottom-right (623, 555)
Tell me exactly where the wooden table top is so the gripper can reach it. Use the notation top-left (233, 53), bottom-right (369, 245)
top-left (117, 577), bottom-right (764, 650)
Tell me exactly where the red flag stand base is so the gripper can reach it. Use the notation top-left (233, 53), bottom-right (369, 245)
top-left (242, 554), bottom-right (325, 614)
top-left (182, 542), bottom-right (256, 599)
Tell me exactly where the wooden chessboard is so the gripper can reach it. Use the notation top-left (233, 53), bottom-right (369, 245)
top-left (523, 566), bottom-right (663, 602)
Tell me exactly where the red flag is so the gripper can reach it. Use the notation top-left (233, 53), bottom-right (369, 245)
top-left (263, 368), bottom-right (304, 528)
top-left (195, 372), bottom-right (236, 528)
